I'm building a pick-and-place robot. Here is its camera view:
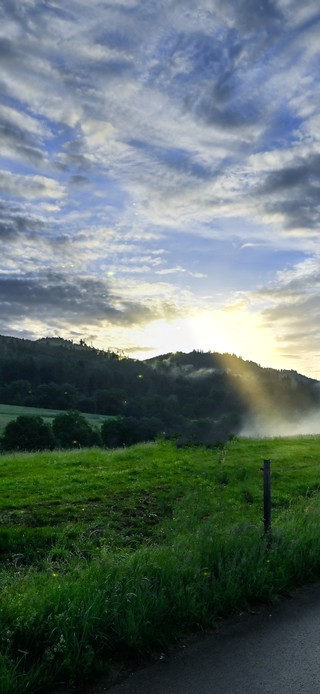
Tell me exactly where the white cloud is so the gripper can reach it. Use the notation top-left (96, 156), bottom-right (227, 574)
top-left (0, 170), bottom-right (65, 200)
top-left (1, 0), bottom-right (320, 374)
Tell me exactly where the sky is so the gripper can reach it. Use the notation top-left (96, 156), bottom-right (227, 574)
top-left (1, 1), bottom-right (320, 377)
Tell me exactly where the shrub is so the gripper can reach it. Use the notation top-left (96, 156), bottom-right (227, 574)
top-left (52, 410), bottom-right (97, 448)
top-left (0, 415), bottom-right (55, 452)
top-left (100, 416), bottom-right (128, 448)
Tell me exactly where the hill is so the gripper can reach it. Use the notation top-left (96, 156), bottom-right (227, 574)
top-left (0, 334), bottom-right (319, 439)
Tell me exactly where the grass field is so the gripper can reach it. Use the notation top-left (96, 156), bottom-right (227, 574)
top-left (1, 436), bottom-right (320, 692)
top-left (0, 403), bottom-right (109, 433)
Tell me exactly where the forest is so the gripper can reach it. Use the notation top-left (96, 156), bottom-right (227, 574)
top-left (0, 333), bottom-right (319, 448)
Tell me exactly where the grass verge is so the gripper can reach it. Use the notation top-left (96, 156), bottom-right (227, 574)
top-left (1, 437), bottom-right (320, 692)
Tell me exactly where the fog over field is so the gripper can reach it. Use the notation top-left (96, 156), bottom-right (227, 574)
top-left (241, 410), bottom-right (320, 438)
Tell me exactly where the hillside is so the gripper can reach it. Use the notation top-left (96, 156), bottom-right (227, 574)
top-left (0, 334), bottom-right (319, 439)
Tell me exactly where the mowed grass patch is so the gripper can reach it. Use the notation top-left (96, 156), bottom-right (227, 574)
top-left (0, 442), bottom-right (223, 565)
top-left (1, 437), bottom-right (320, 692)
top-left (0, 403), bottom-right (110, 433)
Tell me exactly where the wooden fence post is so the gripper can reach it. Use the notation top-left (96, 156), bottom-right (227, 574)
top-left (263, 459), bottom-right (271, 534)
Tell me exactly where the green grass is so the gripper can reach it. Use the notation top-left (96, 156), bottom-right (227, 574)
top-left (1, 436), bottom-right (320, 692)
top-left (0, 403), bottom-right (110, 433)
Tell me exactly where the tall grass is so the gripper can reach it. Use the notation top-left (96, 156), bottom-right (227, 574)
top-left (1, 437), bottom-right (320, 692)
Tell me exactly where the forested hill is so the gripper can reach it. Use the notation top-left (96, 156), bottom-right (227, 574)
top-left (0, 334), bottom-right (319, 440)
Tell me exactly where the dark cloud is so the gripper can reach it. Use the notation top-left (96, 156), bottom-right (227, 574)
top-left (0, 201), bottom-right (46, 240)
top-left (128, 139), bottom-right (211, 180)
top-left (275, 199), bottom-right (320, 232)
top-left (259, 154), bottom-right (320, 194)
top-left (255, 153), bottom-right (320, 230)
top-left (0, 117), bottom-right (46, 164)
top-left (263, 296), bottom-right (320, 325)
top-left (259, 271), bottom-right (320, 359)
top-left (246, 251), bottom-right (320, 368)
top-left (189, 91), bottom-right (259, 130)
top-left (0, 273), bottom-right (175, 328)
top-left (0, 37), bottom-right (17, 61)
top-left (58, 151), bottom-right (93, 174)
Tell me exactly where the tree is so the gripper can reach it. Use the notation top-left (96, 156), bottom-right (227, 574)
top-left (101, 416), bottom-right (143, 447)
top-left (52, 410), bottom-right (98, 448)
top-left (1, 380), bottom-right (32, 405)
top-left (0, 415), bottom-right (55, 452)
top-left (35, 382), bottom-right (78, 409)
top-left (100, 417), bottom-right (127, 448)
top-left (137, 417), bottom-right (164, 442)
top-left (94, 388), bottom-right (126, 415)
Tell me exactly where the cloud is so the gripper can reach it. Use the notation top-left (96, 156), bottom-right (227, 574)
top-left (1, 0), bottom-right (320, 372)
top-left (251, 150), bottom-right (320, 233)
top-left (0, 104), bottom-right (49, 166)
top-left (249, 258), bottom-right (320, 372)
top-left (1, 0), bottom-right (315, 239)
top-left (155, 265), bottom-right (206, 278)
top-left (0, 201), bottom-right (48, 241)
top-left (0, 272), bottom-right (180, 336)
top-left (0, 171), bottom-right (65, 201)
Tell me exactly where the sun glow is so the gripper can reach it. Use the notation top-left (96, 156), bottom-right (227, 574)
top-left (125, 305), bottom-right (283, 370)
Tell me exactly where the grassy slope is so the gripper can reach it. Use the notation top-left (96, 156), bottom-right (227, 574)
top-left (1, 437), bottom-right (320, 692)
top-left (0, 403), bottom-right (110, 433)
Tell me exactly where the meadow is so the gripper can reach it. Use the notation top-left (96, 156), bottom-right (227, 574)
top-left (0, 403), bottom-right (109, 433)
top-left (1, 436), bottom-right (320, 692)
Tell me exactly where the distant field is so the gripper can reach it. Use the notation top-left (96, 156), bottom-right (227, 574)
top-left (0, 402), bottom-right (111, 432)
top-left (1, 436), bottom-right (320, 693)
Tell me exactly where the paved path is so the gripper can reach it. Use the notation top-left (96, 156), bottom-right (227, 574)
top-left (98, 583), bottom-right (320, 693)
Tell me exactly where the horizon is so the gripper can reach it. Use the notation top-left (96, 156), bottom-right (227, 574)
top-left (1, 331), bottom-right (317, 382)
top-left (1, 2), bottom-right (320, 378)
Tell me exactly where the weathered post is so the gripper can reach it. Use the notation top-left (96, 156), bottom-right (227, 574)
top-left (263, 459), bottom-right (271, 534)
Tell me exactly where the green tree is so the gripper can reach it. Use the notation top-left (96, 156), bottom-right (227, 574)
top-left (100, 417), bottom-right (127, 448)
top-left (137, 417), bottom-right (164, 441)
top-left (52, 410), bottom-right (98, 448)
top-left (0, 415), bottom-right (55, 452)
top-left (94, 388), bottom-right (126, 415)
top-left (2, 380), bottom-right (32, 405)
top-left (35, 382), bottom-right (78, 409)
top-left (101, 416), bottom-right (142, 447)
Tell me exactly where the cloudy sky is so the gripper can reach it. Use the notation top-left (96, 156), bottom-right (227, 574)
top-left (1, 1), bottom-right (320, 376)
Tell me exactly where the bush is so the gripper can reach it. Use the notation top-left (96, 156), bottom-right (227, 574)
top-left (100, 416), bottom-right (128, 448)
top-left (0, 415), bottom-right (55, 452)
top-left (52, 410), bottom-right (98, 448)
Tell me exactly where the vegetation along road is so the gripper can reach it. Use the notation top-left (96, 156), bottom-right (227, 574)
top-left (2, 436), bottom-right (320, 693)
top-left (104, 582), bottom-right (320, 694)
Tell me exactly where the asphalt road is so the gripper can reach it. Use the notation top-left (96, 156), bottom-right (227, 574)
top-left (97, 583), bottom-right (320, 694)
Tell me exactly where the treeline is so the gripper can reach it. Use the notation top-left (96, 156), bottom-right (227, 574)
top-left (0, 410), bottom-right (236, 453)
top-left (0, 337), bottom-right (247, 431)
top-left (0, 335), bottom-right (319, 445)
top-left (0, 411), bottom-right (158, 452)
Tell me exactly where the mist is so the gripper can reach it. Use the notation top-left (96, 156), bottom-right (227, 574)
top-left (240, 409), bottom-right (320, 438)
